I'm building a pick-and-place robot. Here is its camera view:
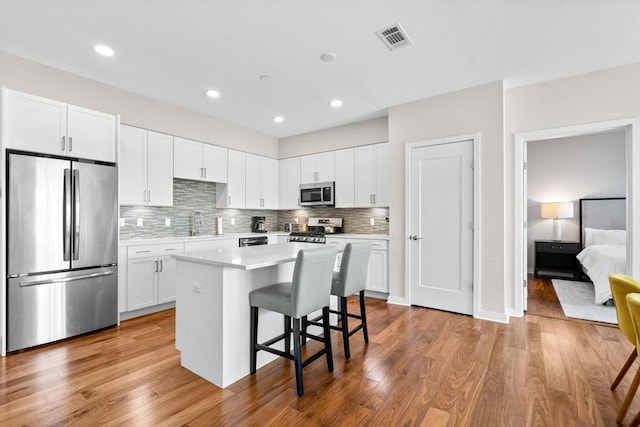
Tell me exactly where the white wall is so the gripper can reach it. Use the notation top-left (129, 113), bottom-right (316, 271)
top-left (0, 52), bottom-right (278, 157)
top-left (526, 131), bottom-right (626, 270)
top-left (389, 81), bottom-right (506, 319)
top-left (278, 116), bottom-right (388, 158)
top-left (505, 62), bottom-right (640, 312)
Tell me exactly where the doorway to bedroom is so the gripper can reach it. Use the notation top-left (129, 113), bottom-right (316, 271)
top-left (525, 131), bottom-right (626, 323)
top-left (513, 117), bottom-right (640, 319)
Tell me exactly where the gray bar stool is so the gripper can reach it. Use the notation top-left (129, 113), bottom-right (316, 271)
top-left (304, 241), bottom-right (371, 359)
top-left (249, 246), bottom-right (337, 396)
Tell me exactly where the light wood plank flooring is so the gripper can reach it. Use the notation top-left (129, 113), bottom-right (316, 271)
top-left (1, 296), bottom-right (639, 426)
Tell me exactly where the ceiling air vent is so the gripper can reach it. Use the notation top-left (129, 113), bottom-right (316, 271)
top-left (376, 23), bottom-right (413, 51)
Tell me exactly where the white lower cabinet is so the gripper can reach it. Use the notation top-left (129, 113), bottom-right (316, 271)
top-left (126, 243), bottom-right (184, 311)
top-left (346, 238), bottom-right (388, 293)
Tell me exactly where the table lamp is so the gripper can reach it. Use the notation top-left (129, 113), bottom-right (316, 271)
top-left (541, 202), bottom-right (574, 241)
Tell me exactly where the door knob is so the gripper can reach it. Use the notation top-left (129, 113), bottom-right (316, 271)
top-left (410, 235), bottom-right (422, 240)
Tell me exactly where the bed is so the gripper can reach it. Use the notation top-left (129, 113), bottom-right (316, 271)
top-left (576, 197), bottom-right (627, 304)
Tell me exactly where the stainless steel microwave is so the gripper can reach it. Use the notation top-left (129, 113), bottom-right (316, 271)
top-left (299, 182), bottom-right (335, 207)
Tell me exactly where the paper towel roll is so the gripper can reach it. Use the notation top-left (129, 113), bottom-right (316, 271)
top-left (217, 217), bottom-right (223, 235)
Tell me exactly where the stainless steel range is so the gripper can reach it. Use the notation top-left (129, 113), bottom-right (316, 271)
top-left (288, 217), bottom-right (343, 244)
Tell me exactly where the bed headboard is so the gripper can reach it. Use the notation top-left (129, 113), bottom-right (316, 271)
top-left (579, 197), bottom-right (626, 248)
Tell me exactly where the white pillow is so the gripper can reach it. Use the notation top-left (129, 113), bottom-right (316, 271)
top-left (584, 228), bottom-right (626, 247)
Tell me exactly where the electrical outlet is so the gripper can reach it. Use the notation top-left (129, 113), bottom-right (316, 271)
top-left (137, 218), bottom-right (144, 227)
top-left (294, 218), bottom-right (299, 224)
top-left (119, 218), bottom-right (126, 227)
top-left (192, 282), bottom-right (203, 293)
top-left (165, 218), bottom-right (171, 227)
top-left (370, 218), bottom-right (375, 226)
top-left (230, 218), bottom-right (235, 225)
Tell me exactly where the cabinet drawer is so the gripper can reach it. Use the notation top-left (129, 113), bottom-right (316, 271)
top-left (325, 238), bottom-right (346, 250)
top-left (347, 238), bottom-right (388, 251)
top-left (128, 245), bottom-right (158, 259)
top-left (158, 243), bottom-right (184, 255)
top-left (536, 242), bottom-right (579, 254)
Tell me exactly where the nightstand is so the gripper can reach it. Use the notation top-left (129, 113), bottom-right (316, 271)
top-left (534, 240), bottom-right (582, 280)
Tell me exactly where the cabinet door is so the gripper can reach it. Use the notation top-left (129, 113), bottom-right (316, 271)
top-left (354, 146), bottom-right (375, 207)
top-left (279, 157), bottom-right (300, 209)
top-left (173, 137), bottom-right (203, 180)
top-left (67, 104), bottom-right (117, 162)
top-left (127, 257), bottom-right (158, 311)
top-left (227, 150), bottom-right (246, 208)
top-left (261, 157), bottom-right (278, 209)
top-left (119, 125), bottom-right (147, 205)
top-left (300, 155), bottom-right (317, 184)
top-left (147, 131), bottom-right (174, 206)
top-left (245, 153), bottom-right (263, 209)
top-left (315, 151), bottom-right (335, 182)
top-left (366, 250), bottom-right (388, 292)
top-left (202, 144), bottom-right (228, 183)
top-left (374, 143), bottom-right (389, 206)
top-left (334, 149), bottom-right (354, 208)
top-left (4, 88), bottom-right (67, 156)
top-left (158, 255), bottom-right (177, 303)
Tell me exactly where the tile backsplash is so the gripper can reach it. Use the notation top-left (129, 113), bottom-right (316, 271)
top-left (119, 178), bottom-right (389, 239)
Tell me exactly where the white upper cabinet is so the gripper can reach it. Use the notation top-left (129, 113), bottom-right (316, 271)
top-left (120, 125), bottom-right (173, 206)
top-left (4, 88), bottom-right (116, 162)
top-left (300, 151), bottom-right (334, 183)
top-left (246, 153), bottom-right (278, 209)
top-left (174, 136), bottom-right (227, 183)
top-left (354, 143), bottom-right (389, 207)
top-left (279, 157), bottom-right (301, 209)
top-left (217, 149), bottom-right (245, 208)
top-left (334, 148), bottom-right (355, 208)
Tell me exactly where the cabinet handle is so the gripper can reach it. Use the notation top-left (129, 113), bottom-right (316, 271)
top-left (373, 194), bottom-right (376, 204)
top-left (69, 137), bottom-right (73, 152)
top-left (154, 260), bottom-right (159, 272)
top-left (61, 136), bottom-right (66, 151)
top-left (200, 167), bottom-right (203, 178)
top-left (204, 168), bottom-right (207, 178)
top-left (159, 260), bottom-right (163, 272)
top-left (143, 190), bottom-right (147, 202)
top-left (148, 190), bottom-right (151, 202)
top-left (136, 250), bottom-right (152, 253)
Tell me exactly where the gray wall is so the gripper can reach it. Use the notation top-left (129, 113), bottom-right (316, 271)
top-left (505, 62), bottom-right (640, 313)
top-left (526, 131), bottom-right (626, 270)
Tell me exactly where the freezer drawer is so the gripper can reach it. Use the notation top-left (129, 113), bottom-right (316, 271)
top-left (7, 266), bottom-right (118, 352)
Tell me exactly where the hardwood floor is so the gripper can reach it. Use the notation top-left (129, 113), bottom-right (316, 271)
top-left (527, 275), bottom-right (568, 320)
top-left (1, 296), bottom-right (639, 426)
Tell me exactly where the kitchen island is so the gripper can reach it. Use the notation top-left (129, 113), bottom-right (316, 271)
top-left (173, 242), bottom-right (326, 388)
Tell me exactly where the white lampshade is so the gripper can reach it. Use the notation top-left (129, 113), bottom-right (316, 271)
top-left (541, 202), bottom-right (574, 220)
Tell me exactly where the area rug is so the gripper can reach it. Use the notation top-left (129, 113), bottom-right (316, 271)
top-left (551, 279), bottom-right (618, 324)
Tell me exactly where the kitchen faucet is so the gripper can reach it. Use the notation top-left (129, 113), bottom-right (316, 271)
top-left (191, 211), bottom-right (203, 236)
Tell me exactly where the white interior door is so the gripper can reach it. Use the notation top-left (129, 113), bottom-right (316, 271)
top-left (409, 140), bottom-right (473, 314)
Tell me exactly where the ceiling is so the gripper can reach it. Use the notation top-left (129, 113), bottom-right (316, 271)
top-left (1, 1), bottom-right (639, 139)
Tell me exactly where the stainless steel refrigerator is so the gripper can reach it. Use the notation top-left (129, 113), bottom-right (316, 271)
top-left (7, 152), bottom-right (118, 352)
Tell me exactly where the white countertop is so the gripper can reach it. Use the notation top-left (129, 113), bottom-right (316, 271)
top-left (120, 232), bottom-right (388, 246)
top-left (173, 242), bottom-right (330, 270)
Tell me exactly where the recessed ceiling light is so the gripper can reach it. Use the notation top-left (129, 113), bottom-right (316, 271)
top-left (94, 44), bottom-right (114, 57)
top-left (273, 116), bottom-right (284, 123)
top-left (260, 75), bottom-right (270, 80)
top-left (330, 99), bottom-right (343, 108)
top-left (206, 89), bottom-right (220, 98)
top-left (320, 52), bottom-right (337, 62)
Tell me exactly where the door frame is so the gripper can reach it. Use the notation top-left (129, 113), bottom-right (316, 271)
top-left (512, 117), bottom-right (640, 317)
top-left (404, 133), bottom-right (481, 318)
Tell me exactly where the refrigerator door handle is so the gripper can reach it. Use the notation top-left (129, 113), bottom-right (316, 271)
top-left (72, 169), bottom-right (80, 260)
top-left (63, 168), bottom-right (72, 261)
top-left (19, 270), bottom-right (115, 287)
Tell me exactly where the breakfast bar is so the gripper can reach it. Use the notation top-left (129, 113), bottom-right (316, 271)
top-left (173, 242), bottom-right (325, 388)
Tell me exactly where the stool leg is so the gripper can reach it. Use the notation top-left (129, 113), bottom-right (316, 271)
top-left (301, 315), bottom-right (307, 347)
top-left (284, 315), bottom-right (291, 355)
top-left (250, 306), bottom-right (258, 374)
top-left (359, 290), bottom-right (369, 343)
top-left (617, 363), bottom-right (640, 423)
top-left (292, 317), bottom-right (304, 396)
top-left (323, 306), bottom-right (334, 372)
top-left (340, 296), bottom-right (350, 359)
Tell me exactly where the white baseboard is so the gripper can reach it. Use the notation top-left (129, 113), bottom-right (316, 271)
top-left (386, 295), bottom-right (410, 306)
top-left (120, 302), bottom-right (175, 321)
top-left (507, 307), bottom-right (524, 318)
top-left (475, 310), bottom-right (510, 324)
